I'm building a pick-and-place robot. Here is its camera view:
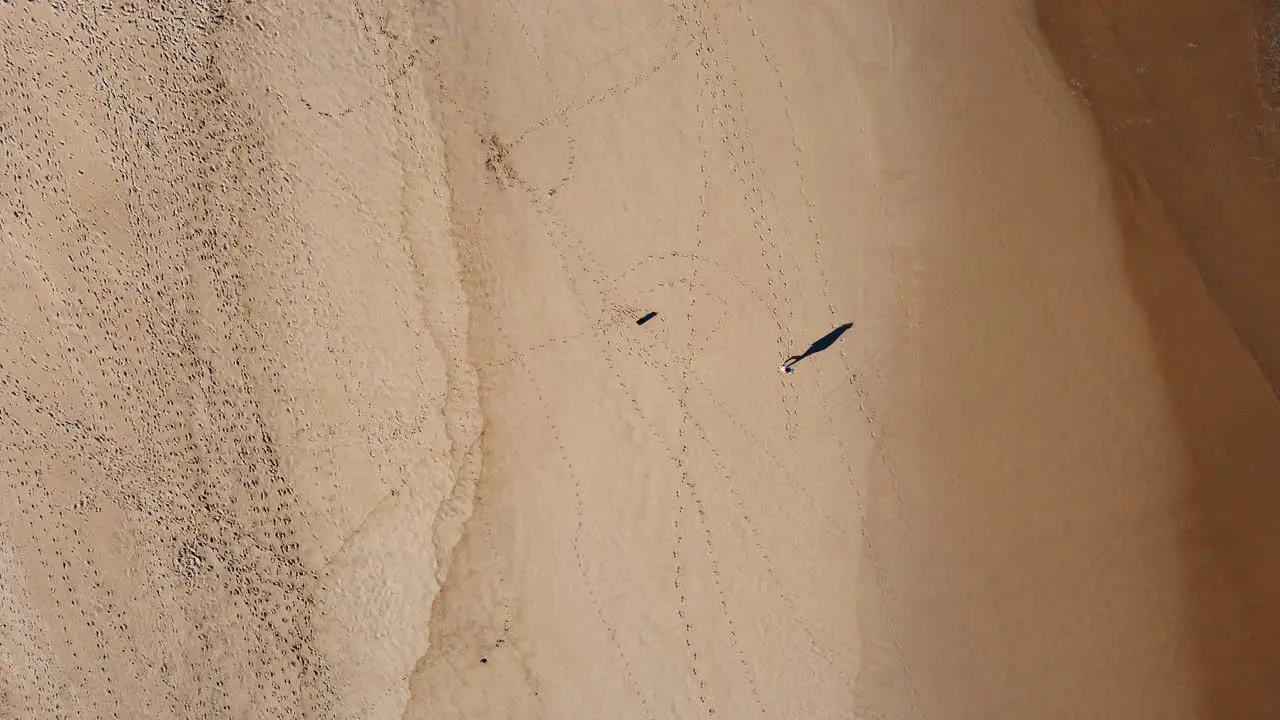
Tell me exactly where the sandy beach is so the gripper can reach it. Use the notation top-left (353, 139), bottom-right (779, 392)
top-left (3, 0), bottom-right (1279, 717)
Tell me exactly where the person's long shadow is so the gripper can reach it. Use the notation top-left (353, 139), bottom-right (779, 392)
top-left (782, 323), bottom-right (853, 371)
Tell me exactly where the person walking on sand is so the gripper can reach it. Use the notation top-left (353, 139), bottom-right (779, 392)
top-left (780, 322), bottom-right (853, 375)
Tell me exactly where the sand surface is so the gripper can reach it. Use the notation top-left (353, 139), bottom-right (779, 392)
top-left (2, 0), bottom-right (1279, 718)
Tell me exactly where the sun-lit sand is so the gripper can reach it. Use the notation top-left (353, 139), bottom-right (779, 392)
top-left (3, 0), bottom-right (1280, 718)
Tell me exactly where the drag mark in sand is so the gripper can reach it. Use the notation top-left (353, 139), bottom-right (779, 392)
top-left (671, 5), bottom-right (723, 711)
top-left (292, 2), bottom-right (437, 121)
top-left (427, 0), bottom-right (868, 713)
top-left (677, 0), bottom-right (802, 447)
top-left (551, 285), bottom-right (860, 698)
top-left (496, 26), bottom-right (807, 720)
top-left (472, 48), bottom-right (734, 719)
top-left (729, 3), bottom-right (922, 714)
top-left (474, 121), bottom-right (670, 713)
top-left (508, 24), bottom-right (696, 147)
top-left (519, 356), bottom-right (658, 720)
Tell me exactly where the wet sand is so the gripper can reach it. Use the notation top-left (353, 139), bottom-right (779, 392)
top-left (1038, 1), bottom-right (1280, 716)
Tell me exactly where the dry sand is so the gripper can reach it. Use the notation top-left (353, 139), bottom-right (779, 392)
top-left (2, 0), bottom-right (1279, 718)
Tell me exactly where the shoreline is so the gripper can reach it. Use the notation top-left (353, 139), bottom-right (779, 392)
top-left (1038, 2), bottom-right (1280, 715)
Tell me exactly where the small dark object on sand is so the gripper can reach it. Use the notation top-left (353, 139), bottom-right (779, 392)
top-left (637, 311), bottom-right (658, 325)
